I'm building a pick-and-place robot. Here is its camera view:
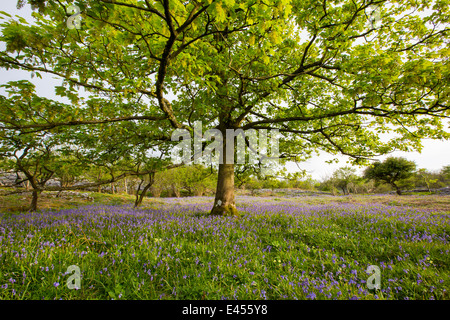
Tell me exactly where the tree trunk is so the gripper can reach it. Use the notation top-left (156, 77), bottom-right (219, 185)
top-left (134, 182), bottom-right (151, 207)
top-left (97, 172), bottom-right (102, 193)
top-left (151, 186), bottom-right (161, 198)
top-left (172, 185), bottom-right (180, 198)
top-left (211, 162), bottom-right (237, 216)
top-left (134, 173), bottom-right (155, 208)
top-left (392, 182), bottom-right (402, 195)
top-left (210, 126), bottom-right (238, 216)
top-left (30, 189), bottom-right (40, 211)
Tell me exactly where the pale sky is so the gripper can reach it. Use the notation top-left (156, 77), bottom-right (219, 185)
top-left (1, 2), bottom-right (449, 181)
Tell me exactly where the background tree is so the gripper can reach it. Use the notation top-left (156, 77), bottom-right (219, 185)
top-left (364, 157), bottom-right (417, 195)
top-left (441, 165), bottom-right (450, 185)
top-left (293, 177), bottom-right (319, 191)
top-left (331, 166), bottom-right (359, 195)
top-left (0, 80), bottom-right (176, 208)
top-left (52, 156), bottom-right (84, 191)
top-left (416, 168), bottom-right (439, 193)
top-left (1, 0), bottom-right (449, 216)
top-left (350, 178), bottom-right (375, 194)
top-left (244, 177), bottom-right (264, 195)
top-left (179, 165), bottom-right (216, 196)
top-left (0, 81), bottom-right (70, 210)
top-left (235, 164), bottom-right (257, 189)
top-left (0, 132), bottom-right (62, 211)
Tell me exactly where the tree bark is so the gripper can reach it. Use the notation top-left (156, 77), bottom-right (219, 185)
top-left (30, 189), bottom-right (40, 211)
top-left (134, 173), bottom-right (155, 208)
top-left (210, 132), bottom-right (238, 216)
top-left (172, 185), bottom-right (180, 198)
top-left (97, 172), bottom-right (102, 193)
top-left (211, 162), bottom-right (238, 216)
top-left (392, 182), bottom-right (402, 195)
top-left (134, 182), bottom-right (151, 207)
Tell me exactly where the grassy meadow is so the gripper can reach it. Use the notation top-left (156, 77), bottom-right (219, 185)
top-left (0, 192), bottom-right (449, 300)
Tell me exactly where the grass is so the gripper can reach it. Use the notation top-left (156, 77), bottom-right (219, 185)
top-left (0, 190), bottom-right (160, 216)
top-left (0, 193), bottom-right (449, 300)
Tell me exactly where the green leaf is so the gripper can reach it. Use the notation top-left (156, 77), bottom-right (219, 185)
top-left (0, 11), bottom-right (12, 18)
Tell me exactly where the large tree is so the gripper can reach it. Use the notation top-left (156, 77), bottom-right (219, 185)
top-left (0, 0), bottom-right (449, 215)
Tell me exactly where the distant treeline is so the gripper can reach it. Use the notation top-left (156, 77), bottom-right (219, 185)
top-left (1, 156), bottom-right (449, 211)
